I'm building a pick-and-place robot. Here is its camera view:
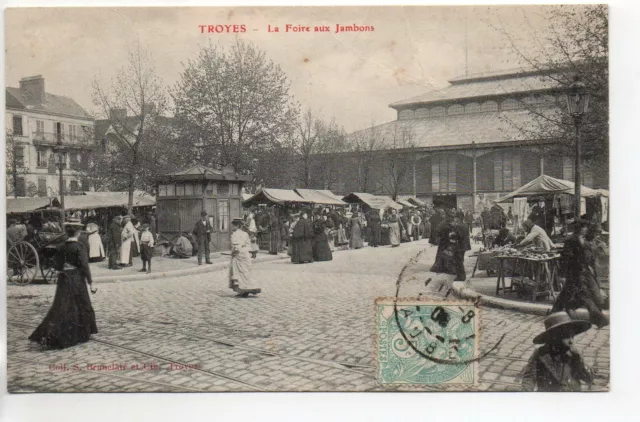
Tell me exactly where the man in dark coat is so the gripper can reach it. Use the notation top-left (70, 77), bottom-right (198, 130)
top-left (464, 210), bottom-right (474, 234)
top-left (107, 215), bottom-right (122, 270)
top-left (428, 208), bottom-right (443, 245)
top-left (192, 210), bottom-right (214, 265)
top-left (366, 208), bottom-right (382, 247)
top-left (452, 214), bottom-right (472, 281)
top-left (291, 210), bottom-right (314, 264)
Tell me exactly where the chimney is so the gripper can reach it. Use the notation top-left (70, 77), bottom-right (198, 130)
top-left (19, 75), bottom-right (45, 104)
top-left (109, 108), bottom-right (127, 121)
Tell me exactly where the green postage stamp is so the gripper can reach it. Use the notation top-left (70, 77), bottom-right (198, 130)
top-left (375, 298), bottom-right (479, 388)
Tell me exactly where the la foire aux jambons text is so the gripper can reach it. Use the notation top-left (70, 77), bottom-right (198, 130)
top-left (198, 24), bottom-right (375, 34)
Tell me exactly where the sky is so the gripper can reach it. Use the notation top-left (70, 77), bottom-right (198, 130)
top-left (5, 6), bottom-right (566, 133)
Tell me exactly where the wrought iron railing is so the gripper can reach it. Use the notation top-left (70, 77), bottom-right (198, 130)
top-left (32, 131), bottom-right (95, 147)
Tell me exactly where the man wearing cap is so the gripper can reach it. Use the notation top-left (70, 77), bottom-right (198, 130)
top-left (521, 312), bottom-right (594, 391)
top-left (519, 219), bottom-right (555, 251)
top-left (193, 210), bottom-right (214, 265)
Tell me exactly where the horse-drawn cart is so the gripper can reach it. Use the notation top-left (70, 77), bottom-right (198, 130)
top-left (7, 231), bottom-right (66, 285)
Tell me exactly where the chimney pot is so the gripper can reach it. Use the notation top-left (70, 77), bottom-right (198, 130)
top-left (19, 75), bottom-right (45, 104)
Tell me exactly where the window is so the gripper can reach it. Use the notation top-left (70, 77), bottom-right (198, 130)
top-left (36, 120), bottom-right (44, 136)
top-left (13, 116), bottom-right (23, 136)
top-left (430, 106), bottom-right (445, 117)
top-left (13, 146), bottom-right (24, 167)
top-left (166, 183), bottom-right (175, 196)
top-left (54, 122), bottom-right (64, 142)
top-left (69, 124), bottom-right (77, 142)
top-left (185, 183), bottom-right (194, 196)
top-left (16, 177), bottom-right (26, 197)
top-left (415, 108), bottom-right (429, 118)
top-left (175, 183), bottom-right (185, 196)
top-left (447, 104), bottom-right (464, 116)
top-left (206, 182), bottom-right (217, 196)
top-left (81, 179), bottom-right (89, 191)
top-left (158, 184), bottom-right (167, 197)
top-left (398, 110), bottom-right (414, 120)
top-left (494, 151), bottom-right (522, 191)
top-left (194, 183), bottom-right (203, 196)
top-left (501, 99), bottom-right (521, 110)
top-left (480, 101), bottom-right (498, 112)
top-left (231, 183), bottom-right (239, 196)
top-left (38, 179), bottom-right (47, 196)
top-left (37, 149), bottom-right (47, 167)
top-left (465, 103), bottom-right (480, 114)
top-left (70, 180), bottom-right (79, 192)
top-left (218, 183), bottom-right (230, 196)
top-left (218, 199), bottom-right (229, 232)
top-left (431, 155), bottom-right (457, 192)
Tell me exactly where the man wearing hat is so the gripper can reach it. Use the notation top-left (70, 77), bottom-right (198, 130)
top-left (192, 210), bottom-right (214, 265)
top-left (521, 312), bottom-right (594, 391)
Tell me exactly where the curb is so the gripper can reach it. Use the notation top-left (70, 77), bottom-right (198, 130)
top-left (451, 281), bottom-right (610, 319)
top-left (93, 254), bottom-right (289, 284)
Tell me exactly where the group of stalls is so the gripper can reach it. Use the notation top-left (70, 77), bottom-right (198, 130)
top-left (496, 174), bottom-right (609, 237)
top-left (242, 188), bottom-right (423, 249)
top-left (6, 191), bottom-right (156, 234)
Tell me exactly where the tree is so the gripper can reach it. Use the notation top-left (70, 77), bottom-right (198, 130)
top-left (493, 5), bottom-right (608, 182)
top-left (349, 123), bottom-right (388, 192)
top-left (376, 125), bottom-right (416, 200)
top-left (172, 39), bottom-right (299, 176)
top-left (5, 130), bottom-right (29, 197)
top-left (92, 47), bottom-right (169, 213)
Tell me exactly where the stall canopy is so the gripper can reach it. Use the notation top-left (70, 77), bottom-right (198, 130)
top-left (6, 197), bottom-right (60, 214)
top-left (395, 198), bottom-right (417, 208)
top-left (342, 192), bottom-right (403, 210)
top-left (496, 175), bottom-right (600, 203)
top-left (294, 189), bottom-right (346, 206)
top-left (63, 191), bottom-right (156, 210)
top-left (242, 188), bottom-right (312, 206)
top-left (397, 195), bottom-right (426, 207)
top-left (317, 190), bottom-right (345, 203)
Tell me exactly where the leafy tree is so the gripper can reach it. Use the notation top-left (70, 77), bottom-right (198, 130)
top-left (91, 47), bottom-right (169, 213)
top-left (172, 39), bottom-right (299, 178)
top-left (493, 5), bottom-right (608, 184)
top-left (5, 130), bottom-right (29, 197)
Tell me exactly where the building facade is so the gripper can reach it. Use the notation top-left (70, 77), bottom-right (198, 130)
top-left (5, 75), bottom-right (94, 197)
top-left (311, 67), bottom-right (608, 212)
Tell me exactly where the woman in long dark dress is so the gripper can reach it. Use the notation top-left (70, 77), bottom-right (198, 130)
top-left (430, 210), bottom-right (456, 275)
top-left (29, 220), bottom-right (98, 350)
top-left (291, 211), bottom-right (314, 264)
top-left (312, 216), bottom-right (333, 261)
top-left (552, 220), bottom-right (609, 328)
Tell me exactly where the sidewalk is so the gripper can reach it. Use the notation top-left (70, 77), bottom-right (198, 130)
top-left (81, 251), bottom-right (288, 283)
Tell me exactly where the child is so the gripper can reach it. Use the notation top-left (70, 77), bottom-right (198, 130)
top-left (139, 223), bottom-right (155, 274)
top-left (521, 312), bottom-right (594, 391)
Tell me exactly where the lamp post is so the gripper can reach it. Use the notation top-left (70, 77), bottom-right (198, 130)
top-left (53, 136), bottom-right (67, 213)
top-left (565, 76), bottom-right (591, 218)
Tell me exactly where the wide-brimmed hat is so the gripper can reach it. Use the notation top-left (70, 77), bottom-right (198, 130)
top-left (64, 218), bottom-right (84, 227)
top-left (86, 223), bottom-right (99, 234)
top-left (533, 312), bottom-right (592, 344)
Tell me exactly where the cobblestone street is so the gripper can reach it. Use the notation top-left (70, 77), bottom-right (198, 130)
top-left (6, 239), bottom-right (609, 392)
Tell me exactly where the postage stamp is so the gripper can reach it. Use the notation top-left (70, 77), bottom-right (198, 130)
top-left (375, 298), bottom-right (479, 387)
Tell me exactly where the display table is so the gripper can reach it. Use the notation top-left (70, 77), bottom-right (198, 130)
top-left (471, 250), bottom-right (500, 277)
top-left (495, 255), bottom-right (560, 303)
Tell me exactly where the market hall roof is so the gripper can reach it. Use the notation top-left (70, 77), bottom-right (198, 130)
top-left (348, 109), bottom-right (557, 149)
top-left (294, 189), bottom-right (346, 206)
top-left (6, 87), bottom-right (91, 120)
top-left (389, 68), bottom-right (562, 109)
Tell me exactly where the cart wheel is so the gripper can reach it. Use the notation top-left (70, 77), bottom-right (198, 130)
top-left (7, 241), bottom-right (39, 285)
top-left (40, 255), bottom-right (59, 284)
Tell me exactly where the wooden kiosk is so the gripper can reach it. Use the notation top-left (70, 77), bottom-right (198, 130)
top-left (155, 165), bottom-right (252, 252)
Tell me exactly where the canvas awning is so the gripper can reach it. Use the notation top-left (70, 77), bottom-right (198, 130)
top-left (316, 190), bottom-right (346, 203)
top-left (398, 195), bottom-right (426, 207)
top-left (342, 192), bottom-right (403, 210)
top-left (62, 192), bottom-right (156, 210)
top-left (294, 189), bottom-right (346, 206)
top-left (242, 188), bottom-right (312, 206)
top-left (395, 198), bottom-right (417, 208)
top-left (6, 197), bottom-right (60, 214)
top-left (496, 174), bottom-right (600, 203)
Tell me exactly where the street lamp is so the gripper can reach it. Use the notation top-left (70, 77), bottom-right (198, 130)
top-left (565, 75), bottom-right (591, 218)
top-left (53, 137), bottom-right (67, 213)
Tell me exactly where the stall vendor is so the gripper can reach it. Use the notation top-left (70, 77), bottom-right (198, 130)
top-left (493, 228), bottom-right (517, 248)
top-left (519, 219), bottom-right (555, 251)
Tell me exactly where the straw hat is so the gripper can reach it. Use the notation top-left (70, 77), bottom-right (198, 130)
top-left (64, 218), bottom-right (84, 227)
top-left (85, 223), bottom-right (99, 234)
top-left (532, 312), bottom-right (592, 344)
